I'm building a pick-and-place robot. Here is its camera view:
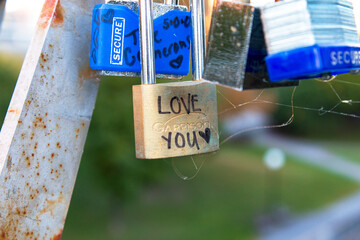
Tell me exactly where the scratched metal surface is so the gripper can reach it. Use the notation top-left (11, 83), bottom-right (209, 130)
top-left (103, 0), bottom-right (187, 79)
top-left (203, 0), bottom-right (254, 90)
top-left (0, 0), bottom-right (101, 239)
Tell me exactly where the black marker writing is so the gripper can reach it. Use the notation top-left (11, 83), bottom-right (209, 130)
top-left (161, 130), bottom-right (211, 150)
top-left (158, 94), bottom-right (202, 115)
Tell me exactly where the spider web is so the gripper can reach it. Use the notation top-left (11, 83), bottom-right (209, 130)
top-left (170, 75), bottom-right (360, 180)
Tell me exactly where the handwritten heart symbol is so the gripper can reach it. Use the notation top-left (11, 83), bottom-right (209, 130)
top-left (101, 9), bottom-right (114, 24)
top-left (169, 55), bottom-right (183, 69)
top-left (199, 128), bottom-right (211, 144)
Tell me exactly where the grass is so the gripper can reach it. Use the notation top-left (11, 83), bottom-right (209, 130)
top-left (62, 143), bottom-right (359, 240)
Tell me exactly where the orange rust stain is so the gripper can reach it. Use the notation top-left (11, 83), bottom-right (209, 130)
top-left (33, 116), bottom-right (47, 129)
top-left (78, 65), bottom-right (98, 87)
top-left (38, 0), bottom-right (64, 29)
top-left (49, 44), bottom-right (54, 48)
top-left (53, 1), bottom-right (65, 27)
top-left (8, 108), bottom-right (20, 115)
top-left (0, 206), bottom-right (33, 240)
top-left (51, 230), bottom-right (63, 240)
top-left (41, 53), bottom-right (48, 62)
top-left (25, 156), bottom-right (31, 167)
top-left (56, 142), bottom-right (61, 149)
top-left (81, 122), bottom-right (85, 128)
top-left (51, 153), bottom-right (55, 158)
top-left (39, 195), bottom-right (65, 217)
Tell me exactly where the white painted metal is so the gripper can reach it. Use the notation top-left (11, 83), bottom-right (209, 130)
top-left (0, 0), bottom-right (102, 238)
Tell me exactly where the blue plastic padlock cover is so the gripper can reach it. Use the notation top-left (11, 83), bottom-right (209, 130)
top-left (90, 4), bottom-right (191, 76)
top-left (266, 44), bottom-right (360, 82)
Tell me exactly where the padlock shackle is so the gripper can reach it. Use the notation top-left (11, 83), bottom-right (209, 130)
top-left (191, 0), bottom-right (206, 80)
top-left (139, 0), bottom-right (156, 84)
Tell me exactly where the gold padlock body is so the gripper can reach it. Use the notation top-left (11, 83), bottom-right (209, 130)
top-left (133, 81), bottom-right (219, 159)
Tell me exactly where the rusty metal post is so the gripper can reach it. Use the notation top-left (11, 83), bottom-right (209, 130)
top-left (0, 0), bottom-right (6, 28)
top-left (0, 0), bottom-right (101, 238)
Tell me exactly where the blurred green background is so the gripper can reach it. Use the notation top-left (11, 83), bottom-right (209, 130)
top-left (1, 52), bottom-right (360, 240)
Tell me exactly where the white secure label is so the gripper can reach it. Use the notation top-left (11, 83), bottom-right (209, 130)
top-left (330, 50), bottom-right (360, 66)
top-left (110, 17), bottom-right (126, 65)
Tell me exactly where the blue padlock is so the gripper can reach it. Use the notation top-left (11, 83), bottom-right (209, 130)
top-left (265, 44), bottom-right (360, 82)
top-left (90, 1), bottom-right (191, 78)
top-left (261, 0), bottom-right (360, 82)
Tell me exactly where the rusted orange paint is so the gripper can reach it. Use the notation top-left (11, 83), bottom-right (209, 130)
top-left (38, 195), bottom-right (65, 218)
top-left (53, 2), bottom-right (65, 27)
top-left (51, 230), bottom-right (63, 240)
top-left (78, 65), bottom-right (98, 87)
top-left (38, 0), bottom-right (58, 29)
top-left (38, 0), bottom-right (65, 29)
top-left (8, 108), bottom-right (20, 115)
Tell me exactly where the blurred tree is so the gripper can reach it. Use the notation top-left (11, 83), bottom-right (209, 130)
top-left (79, 76), bottom-right (168, 200)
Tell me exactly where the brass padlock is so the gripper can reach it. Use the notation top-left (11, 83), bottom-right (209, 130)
top-left (133, 0), bottom-right (219, 159)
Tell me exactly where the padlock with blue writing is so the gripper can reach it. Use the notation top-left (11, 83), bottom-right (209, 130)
top-left (202, 0), bottom-right (298, 90)
top-left (262, 0), bottom-right (360, 82)
top-left (133, 0), bottom-right (219, 159)
top-left (90, 0), bottom-right (191, 79)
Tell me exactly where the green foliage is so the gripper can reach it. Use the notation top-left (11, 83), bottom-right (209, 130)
top-left (273, 75), bottom-right (360, 138)
top-left (0, 53), bottom-right (23, 125)
top-left (81, 76), bottom-right (168, 200)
